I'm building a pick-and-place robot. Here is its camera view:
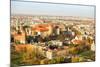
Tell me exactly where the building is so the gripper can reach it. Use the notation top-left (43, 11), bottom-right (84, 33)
top-left (31, 23), bottom-right (53, 37)
top-left (91, 41), bottom-right (95, 51)
top-left (46, 50), bottom-right (53, 59)
top-left (13, 32), bottom-right (25, 44)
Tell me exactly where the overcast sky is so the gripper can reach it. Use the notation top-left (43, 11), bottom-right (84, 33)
top-left (11, 0), bottom-right (95, 18)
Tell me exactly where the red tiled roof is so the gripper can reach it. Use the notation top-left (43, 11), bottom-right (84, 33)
top-left (72, 39), bottom-right (83, 44)
top-left (32, 24), bottom-right (50, 32)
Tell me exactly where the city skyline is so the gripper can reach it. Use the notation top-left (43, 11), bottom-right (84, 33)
top-left (11, 0), bottom-right (95, 18)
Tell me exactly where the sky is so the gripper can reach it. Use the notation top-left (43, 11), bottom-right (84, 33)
top-left (11, 0), bottom-right (95, 18)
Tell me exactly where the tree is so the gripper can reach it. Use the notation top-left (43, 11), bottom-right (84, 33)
top-left (69, 47), bottom-right (78, 55)
top-left (72, 55), bottom-right (79, 63)
top-left (79, 50), bottom-right (95, 61)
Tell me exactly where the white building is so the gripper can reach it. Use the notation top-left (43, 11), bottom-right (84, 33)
top-left (91, 41), bottom-right (95, 51)
top-left (46, 50), bottom-right (53, 59)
